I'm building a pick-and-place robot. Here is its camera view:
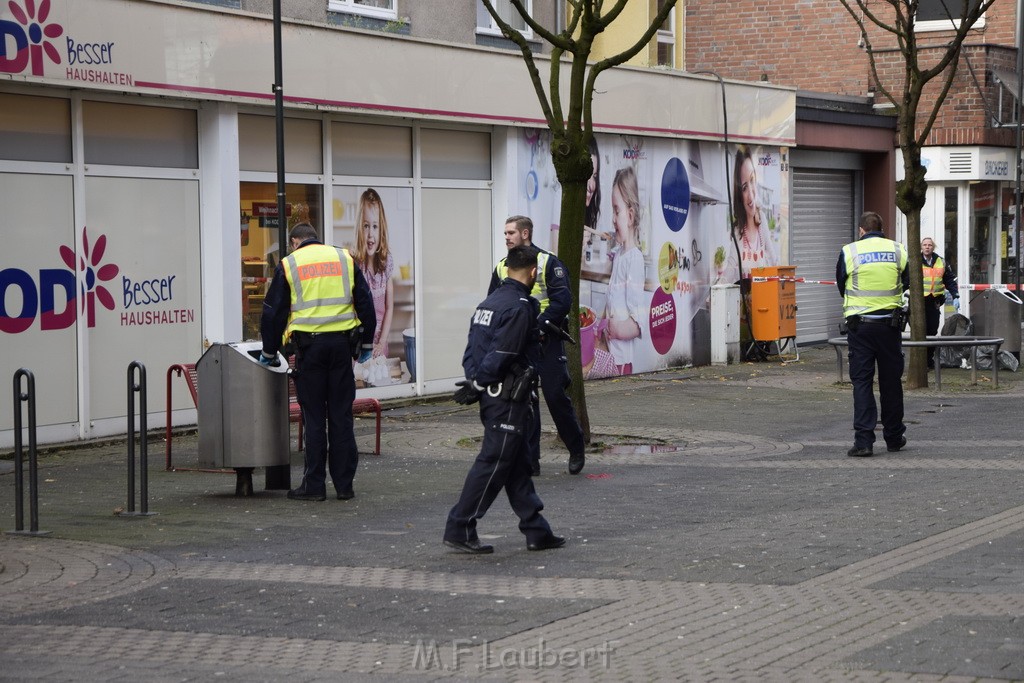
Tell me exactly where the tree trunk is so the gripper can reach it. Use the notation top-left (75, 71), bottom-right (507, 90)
top-left (556, 177), bottom-right (590, 440)
top-left (551, 132), bottom-right (594, 441)
top-left (897, 145), bottom-right (928, 389)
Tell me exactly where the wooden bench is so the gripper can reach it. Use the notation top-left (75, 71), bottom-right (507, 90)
top-left (826, 335), bottom-right (1005, 390)
top-left (166, 361), bottom-right (381, 472)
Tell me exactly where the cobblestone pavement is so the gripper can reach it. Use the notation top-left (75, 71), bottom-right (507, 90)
top-left (1, 345), bottom-right (1022, 682)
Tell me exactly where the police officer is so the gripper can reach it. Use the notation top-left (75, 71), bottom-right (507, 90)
top-left (260, 222), bottom-right (376, 501)
top-left (444, 245), bottom-right (565, 554)
top-left (489, 216), bottom-right (586, 476)
top-left (920, 237), bottom-right (960, 369)
top-left (836, 212), bottom-right (910, 457)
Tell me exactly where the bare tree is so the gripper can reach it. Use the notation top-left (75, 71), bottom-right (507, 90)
top-left (838, 0), bottom-right (995, 388)
top-left (481, 0), bottom-right (678, 438)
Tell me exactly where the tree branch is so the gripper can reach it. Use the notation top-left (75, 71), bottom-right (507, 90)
top-left (586, 0), bottom-right (677, 88)
top-left (481, 0), bottom-right (559, 131)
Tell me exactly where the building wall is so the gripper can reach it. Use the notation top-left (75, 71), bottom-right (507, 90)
top-left (185, 0), bottom-right (560, 51)
top-left (685, 0), bottom-right (1016, 147)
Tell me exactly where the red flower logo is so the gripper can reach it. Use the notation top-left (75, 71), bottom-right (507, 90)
top-left (5, 0), bottom-right (63, 76)
top-left (60, 227), bottom-right (119, 327)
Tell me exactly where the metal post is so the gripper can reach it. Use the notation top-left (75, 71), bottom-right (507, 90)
top-left (120, 361), bottom-right (156, 517)
top-left (1016, 0), bottom-right (1023, 293)
top-left (266, 0), bottom-right (292, 491)
top-left (8, 369), bottom-right (49, 536)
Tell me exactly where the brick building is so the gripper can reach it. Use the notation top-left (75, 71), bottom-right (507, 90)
top-left (686, 0), bottom-right (1020, 339)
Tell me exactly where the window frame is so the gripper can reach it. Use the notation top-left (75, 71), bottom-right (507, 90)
top-left (915, 0), bottom-right (985, 32)
top-left (656, 5), bottom-right (676, 68)
top-left (327, 0), bottom-right (397, 21)
top-left (476, 0), bottom-right (534, 40)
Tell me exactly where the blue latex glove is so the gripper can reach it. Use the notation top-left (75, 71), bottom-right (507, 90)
top-left (357, 346), bottom-right (373, 364)
top-left (259, 352), bottom-right (280, 368)
top-left (952, 297), bottom-right (961, 312)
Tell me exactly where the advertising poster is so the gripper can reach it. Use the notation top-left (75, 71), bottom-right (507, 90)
top-left (0, 173), bottom-right (79, 430)
top-left (515, 130), bottom-right (788, 377)
top-left (84, 177), bottom-right (203, 420)
top-left (333, 185), bottom-right (416, 388)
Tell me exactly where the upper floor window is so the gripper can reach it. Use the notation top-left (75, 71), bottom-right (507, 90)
top-left (916, 0), bottom-right (984, 32)
top-left (656, 0), bottom-right (675, 68)
top-left (477, 0), bottom-right (533, 39)
top-left (328, 0), bottom-right (396, 21)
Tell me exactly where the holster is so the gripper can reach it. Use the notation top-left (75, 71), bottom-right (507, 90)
top-left (502, 363), bottom-right (537, 403)
top-left (845, 315), bottom-right (861, 332)
top-left (348, 327), bottom-right (362, 360)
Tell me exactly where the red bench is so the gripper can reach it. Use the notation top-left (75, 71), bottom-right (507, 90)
top-left (165, 361), bottom-right (381, 472)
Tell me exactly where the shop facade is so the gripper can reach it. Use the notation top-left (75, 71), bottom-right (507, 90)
top-left (0, 0), bottom-right (794, 446)
top-left (903, 145), bottom-right (1018, 321)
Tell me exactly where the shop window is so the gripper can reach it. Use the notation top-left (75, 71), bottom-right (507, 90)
top-left (239, 115), bottom-right (323, 175)
top-left (0, 93), bottom-right (72, 163)
top-left (655, 0), bottom-right (675, 68)
top-left (916, 0), bottom-right (984, 31)
top-left (969, 181), bottom-right (997, 285)
top-left (420, 187), bottom-right (492, 381)
top-left (332, 122), bottom-right (412, 177)
top-left (1001, 185), bottom-right (1018, 284)
top-left (421, 129), bottom-right (491, 180)
top-left (328, 0), bottom-right (396, 20)
top-left (477, 0), bottom-right (533, 38)
top-left (239, 182), bottom-right (323, 341)
top-left (83, 101), bottom-right (197, 168)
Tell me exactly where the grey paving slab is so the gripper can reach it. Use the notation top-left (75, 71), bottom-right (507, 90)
top-left (2, 344), bottom-right (1024, 681)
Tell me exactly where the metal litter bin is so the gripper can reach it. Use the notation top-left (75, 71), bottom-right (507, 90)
top-left (197, 342), bottom-right (290, 493)
top-left (970, 289), bottom-right (1022, 355)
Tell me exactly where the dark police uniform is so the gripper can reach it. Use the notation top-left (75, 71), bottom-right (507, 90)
top-left (921, 251), bottom-right (959, 367)
top-left (490, 247), bottom-right (585, 473)
top-left (444, 277), bottom-right (557, 549)
top-left (261, 239), bottom-right (376, 499)
top-left (836, 230), bottom-right (909, 455)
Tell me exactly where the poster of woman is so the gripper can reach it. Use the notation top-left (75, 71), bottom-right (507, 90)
top-left (514, 130), bottom-right (771, 376)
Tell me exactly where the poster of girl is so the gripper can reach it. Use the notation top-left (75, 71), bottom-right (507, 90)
top-left (353, 188), bottom-right (394, 359)
top-left (604, 165), bottom-right (645, 375)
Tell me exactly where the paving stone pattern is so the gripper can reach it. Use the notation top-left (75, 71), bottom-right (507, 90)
top-left (1, 345), bottom-right (1023, 681)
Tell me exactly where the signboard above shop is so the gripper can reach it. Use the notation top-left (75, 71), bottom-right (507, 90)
top-left (0, 0), bottom-right (795, 145)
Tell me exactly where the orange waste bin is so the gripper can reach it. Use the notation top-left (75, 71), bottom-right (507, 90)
top-left (751, 266), bottom-right (797, 342)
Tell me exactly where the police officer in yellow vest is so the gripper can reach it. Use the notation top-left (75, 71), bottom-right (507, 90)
top-left (261, 222), bottom-right (376, 501)
top-left (836, 212), bottom-right (909, 457)
top-left (489, 216), bottom-right (586, 476)
top-left (921, 237), bottom-right (960, 369)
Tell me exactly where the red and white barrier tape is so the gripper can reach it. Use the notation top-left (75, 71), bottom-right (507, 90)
top-left (963, 283), bottom-right (1019, 291)
top-left (241, 276), bottom-right (270, 284)
top-left (751, 276), bottom-right (836, 285)
top-left (753, 277), bottom-right (1020, 291)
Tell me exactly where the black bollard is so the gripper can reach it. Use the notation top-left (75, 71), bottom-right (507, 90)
top-left (7, 369), bottom-right (49, 536)
top-left (119, 361), bottom-right (157, 517)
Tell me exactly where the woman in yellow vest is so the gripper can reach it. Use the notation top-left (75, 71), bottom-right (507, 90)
top-left (920, 237), bottom-right (960, 369)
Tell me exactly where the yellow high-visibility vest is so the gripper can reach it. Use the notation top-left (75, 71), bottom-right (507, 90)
top-left (495, 250), bottom-right (550, 311)
top-left (841, 236), bottom-right (907, 316)
top-left (282, 244), bottom-right (358, 338)
top-left (922, 255), bottom-right (946, 297)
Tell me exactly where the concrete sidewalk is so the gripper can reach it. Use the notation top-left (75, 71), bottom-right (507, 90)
top-left (1, 344), bottom-right (1022, 682)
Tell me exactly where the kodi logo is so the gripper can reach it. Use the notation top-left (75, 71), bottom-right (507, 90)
top-left (0, 227), bottom-right (119, 333)
top-left (0, 0), bottom-right (64, 76)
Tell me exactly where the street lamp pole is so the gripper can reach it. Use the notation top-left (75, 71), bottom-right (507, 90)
top-left (1016, 0), bottom-right (1023, 293)
top-left (267, 0), bottom-right (290, 491)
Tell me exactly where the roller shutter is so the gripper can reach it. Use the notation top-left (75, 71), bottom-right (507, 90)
top-left (791, 169), bottom-right (855, 342)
